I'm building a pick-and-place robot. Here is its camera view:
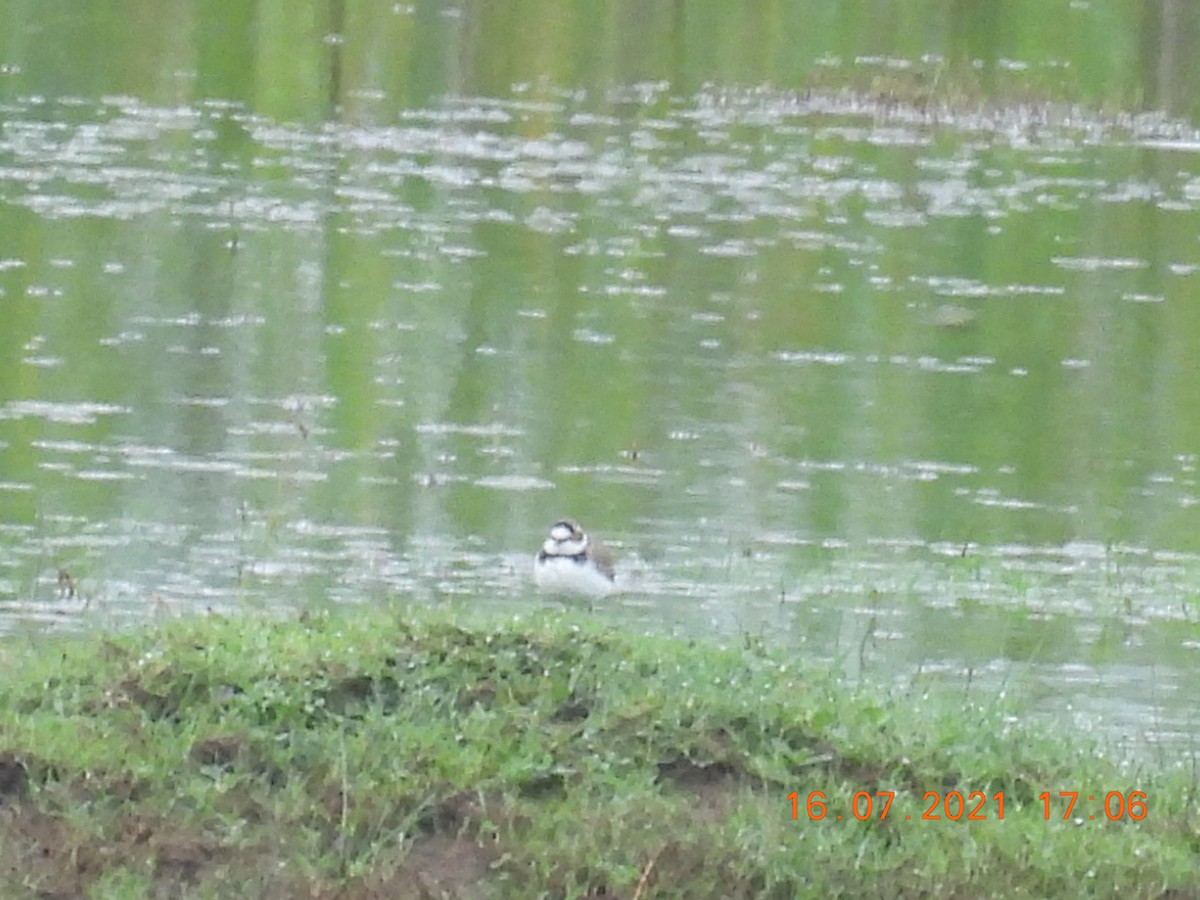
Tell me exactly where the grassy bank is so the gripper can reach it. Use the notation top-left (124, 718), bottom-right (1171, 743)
top-left (0, 606), bottom-right (1197, 898)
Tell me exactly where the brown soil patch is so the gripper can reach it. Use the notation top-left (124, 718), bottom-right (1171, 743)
top-left (0, 750), bottom-right (29, 801)
top-left (371, 833), bottom-right (497, 900)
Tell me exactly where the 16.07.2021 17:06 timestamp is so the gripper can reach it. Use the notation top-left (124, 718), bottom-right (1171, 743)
top-left (789, 790), bottom-right (1149, 822)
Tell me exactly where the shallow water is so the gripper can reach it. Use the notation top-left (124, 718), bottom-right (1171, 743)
top-left (3, 4), bottom-right (1200, 762)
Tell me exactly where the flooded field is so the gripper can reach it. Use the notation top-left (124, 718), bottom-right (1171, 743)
top-left (3, 3), bottom-right (1200, 761)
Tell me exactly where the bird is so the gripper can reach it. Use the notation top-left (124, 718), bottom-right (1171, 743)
top-left (534, 519), bottom-right (616, 597)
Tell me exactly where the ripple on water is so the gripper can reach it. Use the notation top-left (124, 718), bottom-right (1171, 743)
top-left (474, 475), bottom-right (555, 491)
top-left (0, 400), bottom-right (129, 424)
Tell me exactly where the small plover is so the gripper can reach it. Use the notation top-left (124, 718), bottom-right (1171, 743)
top-left (534, 519), bottom-right (616, 597)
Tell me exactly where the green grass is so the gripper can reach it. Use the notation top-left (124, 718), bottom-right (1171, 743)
top-left (0, 605), bottom-right (1197, 898)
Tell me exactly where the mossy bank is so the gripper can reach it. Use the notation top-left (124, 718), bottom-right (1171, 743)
top-left (0, 606), bottom-right (1197, 898)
